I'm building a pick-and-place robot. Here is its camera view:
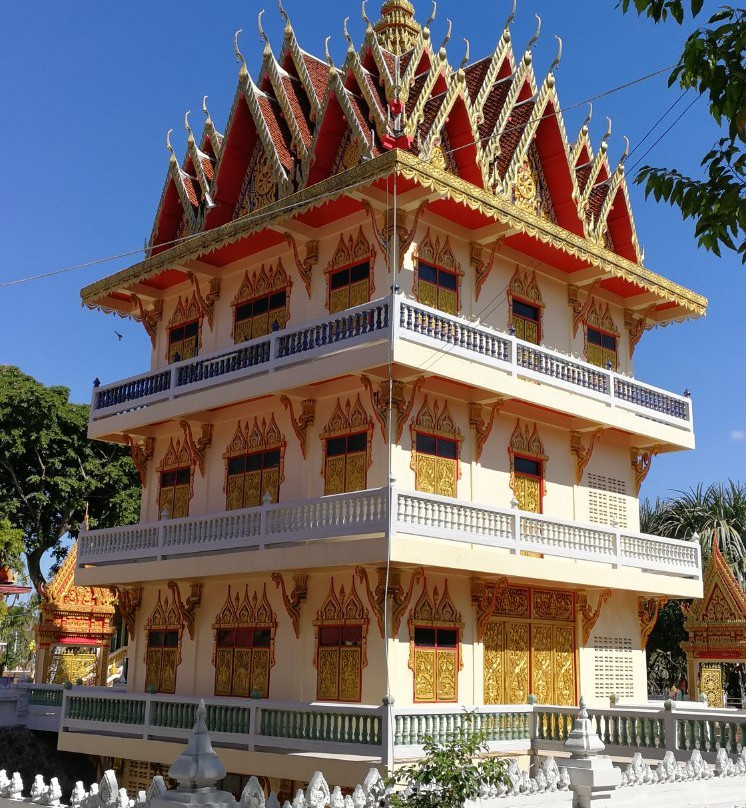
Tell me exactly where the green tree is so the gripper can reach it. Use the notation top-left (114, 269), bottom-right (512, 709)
top-left (620, 2), bottom-right (745, 260)
top-left (0, 599), bottom-right (39, 674)
top-left (0, 366), bottom-right (140, 595)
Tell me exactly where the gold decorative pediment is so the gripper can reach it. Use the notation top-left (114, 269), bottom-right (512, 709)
top-left (312, 577), bottom-right (369, 668)
top-left (232, 260), bottom-right (291, 306)
top-left (224, 414), bottom-right (285, 458)
top-left (158, 436), bottom-right (192, 471)
top-left (409, 578), bottom-right (463, 629)
top-left (411, 396), bottom-right (463, 442)
top-left (509, 419), bottom-right (547, 461)
top-left (168, 292), bottom-right (201, 327)
top-left (414, 228), bottom-right (462, 276)
top-left (42, 543), bottom-right (115, 614)
top-left (508, 266), bottom-right (544, 308)
top-left (329, 227), bottom-right (374, 271)
top-left (212, 584), bottom-right (278, 667)
top-left (586, 299), bottom-right (619, 335)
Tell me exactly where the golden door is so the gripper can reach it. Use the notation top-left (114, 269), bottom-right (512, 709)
top-left (514, 474), bottom-right (541, 513)
top-left (513, 316), bottom-right (539, 345)
top-left (699, 664), bottom-right (724, 708)
top-left (415, 453), bottom-right (457, 498)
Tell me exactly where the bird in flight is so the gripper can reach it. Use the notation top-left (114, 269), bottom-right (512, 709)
top-left (114, 331), bottom-right (124, 341)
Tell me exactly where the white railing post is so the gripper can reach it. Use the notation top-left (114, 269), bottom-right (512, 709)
top-left (248, 702), bottom-right (258, 751)
top-left (607, 369), bottom-right (616, 408)
top-left (664, 699), bottom-right (677, 753)
top-left (512, 501), bottom-right (521, 554)
top-left (391, 294), bottom-right (400, 344)
top-left (269, 330), bottom-right (279, 372)
top-left (509, 335), bottom-right (518, 376)
top-left (382, 699), bottom-right (395, 770)
top-left (612, 523), bottom-right (621, 569)
top-left (157, 522), bottom-right (165, 560)
top-left (143, 695), bottom-right (152, 740)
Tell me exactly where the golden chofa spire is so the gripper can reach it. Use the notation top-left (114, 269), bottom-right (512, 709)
top-left (374, 0), bottom-right (422, 54)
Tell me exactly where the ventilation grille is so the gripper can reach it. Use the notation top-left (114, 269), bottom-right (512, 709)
top-left (593, 635), bottom-right (634, 699)
top-left (587, 474), bottom-right (628, 528)
top-left (122, 761), bottom-right (154, 796)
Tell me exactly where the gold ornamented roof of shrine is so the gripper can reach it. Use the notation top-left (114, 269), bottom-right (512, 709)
top-left (81, 1), bottom-right (707, 322)
top-left (40, 542), bottom-right (116, 618)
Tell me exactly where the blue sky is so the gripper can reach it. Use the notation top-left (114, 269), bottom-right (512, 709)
top-left (0, 0), bottom-right (742, 507)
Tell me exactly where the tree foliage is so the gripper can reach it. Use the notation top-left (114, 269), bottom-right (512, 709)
top-left (0, 598), bottom-right (39, 674)
top-left (620, 2), bottom-right (745, 260)
top-left (387, 715), bottom-right (509, 808)
top-left (0, 366), bottom-right (140, 595)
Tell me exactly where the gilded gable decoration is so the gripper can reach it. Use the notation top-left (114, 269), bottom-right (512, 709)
top-left (638, 596), bottom-right (668, 649)
top-left (508, 419), bottom-right (547, 495)
top-left (223, 414), bottom-right (285, 508)
top-left (144, 590), bottom-right (183, 657)
top-left (508, 267), bottom-right (544, 316)
top-left (355, 565), bottom-right (424, 639)
top-left (271, 572), bottom-right (308, 638)
top-left (567, 281), bottom-right (602, 338)
top-left (285, 234), bottom-right (319, 299)
top-left (412, 228), bottom-right (463, 297)
top-left (167, 292), bottom-right (202, 359)
top-left (578, 589), bottom-right (612, 646)
top-left (508, 144), bottom-right (556, 222)
top-left (320, 395), bottom-right (374, 476)
top-left (469, 401), bottom-right (504, 462)
top-left (624, 307), bottom-right (655, 358)
top-left (325, 227), bottom-right (376, 313)
top-left (212, 584), bottom-right (278, 665)
top-left (236, 144), bottom-right (277, 218)
top-left (585, 299), bottom-right (619, 337)
top-left (280, 396), bottom-right (315, 459)
top-left (223, 415), bottom-right (285, 465)
top-left (363, 201), bottom-right (428, 271)
top-left (158, 436), bottom-right (192, 478)
top-left (361, 375), bottom-right (425, 443)
top-left (570, 429), bottom-right (604, 485)
top-left (187, 273), bottom-right (221, 332)
top-left (410, 397), bottom-right (463, 443)
top-left (114, 586), bottom-right (143, 636)
top-left (126, 436), bottom-right (155, 487)
top-left (631, 445), bottom-right (661, 496)
top-left (312, 577), bottom-right (369, 667)
top-left (532, 589), bottom-right (575, 623)
top-left (143, 588), bottom-right (184, 693)
top-left (410, 396), bottom-right (464, 497)
top-left (470, 239), bottom-right (501, 301)
top-left (131, 296), bottom-right (163, 349)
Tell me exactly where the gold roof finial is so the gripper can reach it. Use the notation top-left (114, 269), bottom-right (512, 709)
top-left (258, 9), bottom-right (270, 53)
top-left (549, 34), bottom-right (562, 72)
top-left (362, 0), bottom-right (372, 29)
top-left (278, 0), bottom-right (292, 34)
top-left (425, 1), bottom-right (437, 30)
top-left (324, 35), bottom-right (334, 69)
top-left (184, 110), bottom-right (195, 145)
top-left (374, 0), bottom-right (421, 55)
top-left (620, 135), bottom-right (630, 167)
top-left (166, 128), bottom-right (177, 165)
top-left (505, 0), bottom-right (517, 28)
top-left (459, 38), bottom-right (470, 70)
top-left (234, 29), bottom-right (249, 84)
top-left (343, 16), bottom-right (355, 52)
top-left (602, 116), bottom-right (612, 151)
top-left (581, 102), bottom-right (593, 134)
top-left (439, 18), bottom-right (452, 57)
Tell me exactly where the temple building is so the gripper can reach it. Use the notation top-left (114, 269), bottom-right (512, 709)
top-left (68, 0), bottom-right (706, 793)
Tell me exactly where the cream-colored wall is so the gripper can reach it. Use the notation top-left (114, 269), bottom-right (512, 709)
top-left (146, 217), bottom-right (636, 378)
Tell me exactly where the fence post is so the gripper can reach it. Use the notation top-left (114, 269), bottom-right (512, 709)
top-left (527, 695), bottom-right (538, 750)
top-left (143, 697), bottom-right (152, 740)
top-left (382, 697), bottom-right (395, 772)
top-left (663, 699), bottom-right (677, 754)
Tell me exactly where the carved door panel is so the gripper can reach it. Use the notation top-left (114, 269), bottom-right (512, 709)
top-left (251, 648), bottom-right (271, 698)
top-left (243, 470), bottom-right (262, 508)
top-left (435, 457), bottom-right (457, 498)
top-left (214, 648), bottom-right (233, 696)
top-left (261, 468), bottom-right (280, 504)
top-left (330, 287), bottom-right (348, 314)
top-left (413, 648), bottom-right (436, 701)
top-left (317, 648), bottom-right (339, 700)
top-left (553, 626), bottom-right (576, 706)
top-left (438, 288), bottom-right (458, 316)
top-left (699, 664), bottom-right (724, 708)
top-left (234, 318), bottom-right (252, 343)
top-left (339, 647), bottom-right (362, 702)
top-left (324, 456), bottom-right (346, 495)
top-left (531, 623), bottom-right (554, 705)
top-left (226, 476), bottom-right (244, 511)
top-left (232, 649), bottom-right (252, 697)
top-left (514, 475), bottom-right (541, 513)
top-left (415, 453), bottom-right (437, 494)
top-left (418, 279), bottom-right (437, 309)
top-left (436, 649), bottom-right (458, 701)
top-left (145, 648), bottom-right (162, 693)
top-left (252, 312), bottom-right (269, 340)
top-left (159, 648), bottom-right (178, 693)
top-left (483, 621), bottom-right (505, 704)
top-left (345, 450), bottom-right (367, 492)
top-left (349, 279), bottom-right (369, 309)
top-left (505, 623), bottom-right (530, 703)
top-left (172, 484), bottom-right (190, 518)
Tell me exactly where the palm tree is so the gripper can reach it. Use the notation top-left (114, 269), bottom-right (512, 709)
top-left (642, 481), bottom-right (746, 586)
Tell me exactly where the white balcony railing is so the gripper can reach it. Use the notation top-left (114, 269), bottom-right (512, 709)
top-left (77, 487), bottom-right (701, 580)
top-left (89, 296), bottom-right (693, 431)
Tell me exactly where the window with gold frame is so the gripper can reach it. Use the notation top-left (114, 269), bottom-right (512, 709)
top-left (410, 396), bottom-right (462, 499)
top-left (157, 436), bottom-right (194, 519)
top-left (508, 420), bottom-right (547, 514)
top-left (408, 578), bottom-right (463, 703)
top-left (413, 229), bottom-right (462, 316)
top-left (223, 415), bottom-right (285, 510)
top-left (320, 396), bottom-right (374, 496)
top-left (584, 300), bottom-right (619, 370)
top-left (507, 267), bottom-right (544, 346)
top-left (144, 591), bottom-right (182, 694)
top-left (325, 228), bottom-right (375, 314)
top-left (167, 293), bottom-right (202, 362)
top-left (212, 585), bottom-right (277, 699)
top-left (313, 578), bottom-right (369, 702)
top-left (232, 261), bottom-right (291, 343)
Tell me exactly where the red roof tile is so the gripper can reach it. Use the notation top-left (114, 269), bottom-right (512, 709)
top-left (301, 53), bottom-right (330, 104)
top-left (282, 74), bottom-right (313, 146)
top-left (576, 163), bottom-right (592, 194)
top-left (587, 182), bottom-right (610, 222)
top-left (257, 94), bottom-right (295, 170)
top-left (478, 77), bottom-right (512, 144)
top-left (497, 100), bottom-right (534, 177)
top-left (181, 173), bottom-right (199, 207)
top-left (464, 57), bottom-right (491, 105)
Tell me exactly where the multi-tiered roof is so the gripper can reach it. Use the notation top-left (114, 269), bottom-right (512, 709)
top-left (82, 0), bottom-right (706, 322)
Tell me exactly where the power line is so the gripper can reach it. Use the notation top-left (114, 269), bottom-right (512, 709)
top-left (624, 91), bottom-right (689, 165)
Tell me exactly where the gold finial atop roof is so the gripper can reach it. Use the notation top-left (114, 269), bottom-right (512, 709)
top-left (374, 0), bottom-right (421, 55)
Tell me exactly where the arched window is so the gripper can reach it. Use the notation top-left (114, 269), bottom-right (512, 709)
top-left (167, 293), bottom-right (201, 362)
top-left (508, 420), bottom-right (547, 513)
top-left (158, 437), bottom-right (194, 519)
top-left (410, 397), bottom-right (462, 498)
top-left (413, 229), bottom-right (462, 315)
top-left (224, 415), bottom-right (285, 510)
top-left (408, 578), bottom-right (463, 702)
top-left (144, 591), bottom-right (182, 694)
top-left (232, 261), bottom-right (292, 342)
top-left (584, 300), bottom-right (619, 370)
top-left (313, 578), bottom-right (369, 702)
top-left (320, 396), bottom-right (373, 495)
top-left (213, 585), bottom-right (277, 699)
top-left (325, 228), bottom-right (375, 314)
top-left (507, 267), bottom-right (544, 345)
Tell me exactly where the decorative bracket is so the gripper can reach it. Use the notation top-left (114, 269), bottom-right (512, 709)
top-left (180, 420), bottom-right (213, 476)
top-left (131, 296), bottom-right (164, 349)
top-left (568, 280), bottom-right (601, 338)
top-left (188, 273), bottom-right (221, 332)
top-left (281, 396), bottom-right (315, 458)
top-left (570, 429), bottom-right (604, 484)
top-left (624, 306), bottom-right (656, 358)
top-left (363, 200), bottom-right (427, 269)
top-left (631, 445), bottom-right (661, 496)
top-left (126, 436), bottom-right (155, 487)
top-left (470, 239), bottom-right (501, 301)
top-left (114, 586), bottom-right (142, 636)
top-left (471, 576), bottom-right (510, 641)
top-left (272, 571), bottom-right (308, 638)
top-left (360, 375), bottom-right (425, 443)
top-left (355, 565), bottom-right (424, 638)
top-left (469, 400), bottom-right (504, 462)
top-left (578, 588), bottom-right (612, 645)
top-left (167, 580), bottom-right (202, 641)
top-left (285, 234), bottom-right (319, 299)
top-left (638, 595), bottom-right (667, 649)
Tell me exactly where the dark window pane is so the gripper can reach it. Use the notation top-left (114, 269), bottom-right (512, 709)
top-left (184, 321), bottom-right (199, 339)
top-left (346, 432), bottom-right (367, 453)
top-left (512, 299), bottom-right (540, 321)
top-left (148, 631), bottom-right (164, 648)
top-left (418, 263), bottom-right (437, 284)
top-left (218, 629), bottom-right (236, 648)
top-left (587, 328), bottom-right (603, 346)
top-left (326, 436), bottom-right (347, 457)
top-left (416, 433), bottom-right (437, 455)
top-left (350, 263), bottom-right (370, 283)
top-left (341, 625), bottom-right (362, 645)
top-left (175, 468), bottom-right (191, 485)
top-left (253, 295), bottom-right (269, 315)
top-left (228, 456), bottom-right (245, 476)
top-left (437, 438), bottom-right (458, 459)
top-left (169, 326), bottom-right (184, 344)
top-left (164, 630), bottom-right (179, 648)
top-left (330, 268), bottom-right (350, 290)
top-left (161, 471), bottom-right (176, 487)
top-left (602, 333), bottom-right (617, 351)
top-left (253, 628), bottom-right (272, 648)
top-left (438, 270), bottom-right (458, 291)
top-left (235, 628), bottom-right (252, 647)
top-left (514, 456), bottom-right (541, 477)
top-left (269, 291), bottom-right (286, 310)
top-left (236, 302), bottom-right (252, 322)
top-left (437, 629), bottom-right (458, 648)
top-left (263, 450), bottom-right (281, 468)
top-left (245, 453), bottom-right (263, 472)
top-left (414, 627), bottom-right (436, 647)
top-left (319, 626), bottom-right (341, 646)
